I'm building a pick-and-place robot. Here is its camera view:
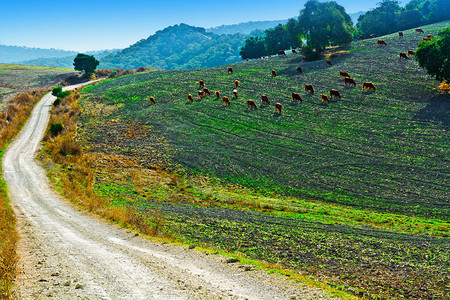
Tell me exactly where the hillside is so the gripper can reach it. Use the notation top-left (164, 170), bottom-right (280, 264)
top-left (99, 24), bottom-right (249, 70)
top-left (51, 22), bottom-right (450, 299)
top-left (0, 45), bottom-right (77, 64)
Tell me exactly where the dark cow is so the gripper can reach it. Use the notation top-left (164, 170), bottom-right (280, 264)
top-left (215, 91), bottom-right (221, 98)
top-left (305, 84), bottom-right (314, 94)
top-left (199, 80), bottom-right (205, 87)
top-left (427, 34), bottom-right (434, 39)
top-left (292, 93), bottom-right (302, 102)
top-left (423, 37), bottom-right (431, 41)
top-left (359, 35), bottom-right (365, 40)
top-left (228, 67), bottom-right (234, 74)
top-left (377, 40), bottom-right (387, 46)
top-left (321, 94), bottom-right (330, 103)
top-left (235, 80), bottom-right (240, 87)
top-left (344, 77), bottom-right (356, 86)
top-left (247, 99), bottom-right (257, 109)
top-left (271, 69), bottom-right (277, 77)
top-left (292, 49), bottom-right (297, 54)
top-left (278, 50), bottom-right (286, 56)
top-left (415, 28), bottom-right (424, 33)
top-left (148, 96), bottom-right (156, 104)
top-left (202, 87), bottom-right (211, 96)
top-left (399, 31), bottom-right (403, 38)
top-left (297, 66), bottom-right (302, 73)
top-left (362, 82), bottom-right (376, 91)
top-left (399, 52), bottom-right (408, 60)
top-left (261, 94), bottom-right (270, 105)
top-left (326, 60), bottom-right (332, 66)
top-left (329, 89), bottom-right (341, 99)
top-left (188, 94), bottom-right (194, 102)
top-left (339, 71), bottom-right (351, 79)
top-left (407, 50), bottom-right (415, 56)
top-left (222, 96), bottom-right (230, 105)
top-left (302, 57), bottom-right (308, 62)
top-left (275, 102), bottom-right (282, 114)
top-left (198, 90), bottom-right (204, 99)
top-left (233, 89), bottom-right (238, 99)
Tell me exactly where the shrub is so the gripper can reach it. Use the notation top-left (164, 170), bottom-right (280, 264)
top-left (49, 123), bottom-right (63, 136)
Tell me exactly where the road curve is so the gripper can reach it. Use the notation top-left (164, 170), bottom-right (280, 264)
top-left (3, 83), bottom-right (330, 299)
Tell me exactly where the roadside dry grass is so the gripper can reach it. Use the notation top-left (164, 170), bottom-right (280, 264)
top-left (0, 89), bottom-right (48, 298)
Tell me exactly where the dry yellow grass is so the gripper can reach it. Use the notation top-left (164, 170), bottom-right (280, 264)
top-left (438, 80), bottom-right (450, 91)
top-left (0, 89), bottom-right (48, 298)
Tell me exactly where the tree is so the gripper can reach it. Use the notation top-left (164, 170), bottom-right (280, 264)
top-left (415, 27), bottom-right (450, 82)
top-left (357, 0), bottom-right (401, 36)
top-left (240, 36), bottom-right (267, 59)
top-left (265, 24), bottom-right (298, 55)
top-left (73, 53), bottom-right (99, 75)
top-left (297, 0), bottom-right (354, 55)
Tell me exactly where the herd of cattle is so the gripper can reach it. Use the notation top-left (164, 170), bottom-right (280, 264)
top-left (146, 27), bottom-right (429, 114)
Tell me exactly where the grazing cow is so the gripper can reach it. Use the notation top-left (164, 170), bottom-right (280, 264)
top-left (326, 60), bottom-right (332, 66)
top-left (149, 96), bottom-right (156, 104)
top-left (198, 90), bottom-right (204, 99)
top-left (407, 50), bottom-right (415, 56)
top-left (275, 102), bottom-right (282, 114)
top-left (261, 94), bottom-right (270, 105)
top-left (222, 96), bottom-right (230, 105)
top-left (228, 67), bottom-right (234, 74)
top-left (271, 69), bottom-right (277, 77)
top-left (344, 77), bottom-right (356, 86)
top-left (202, 87), bottom-right (211, 96)
top-left (246, 58), bottom-right (249, 61)
top-left (305, 84), bottom-right (314, 94)
top-left (330, 89), bottom-right (341, 99)
top-left (359, 35), bottom-right (365, 40)
top-left (427, 34), bottom-right (434, 39)
top-left (278, 50), bottom-right (286, 56)
top-left (292, 49), bottom-right (297, 54)
top-left (235, 80), bottom-right (240, 87)
top-left (292, 93), bottom-right (302, 102)
top-left (415, 28), bottom-right (424, 33)
top-left (215, 91), bottom-right (221, 98)
top-left (362, 82), bottom-right (376, 91)
top-left (297, 66), bottom-right (302, 73)
top-left (399, 52), bottom-right (408, 60)
top-left (321, 94), bottom-right (330, 103)
top-left (339, 71), bottom-right (351, 79)
top-left (370, 34), bottom-right (379, 38)
top-left (247, 99), bottom-right (257, 109)
top-left (233, 89), bottom-right (238, 99)
top-left (302, 57), bottom-right (308, 62)
top-left (399, 31), bottom-right (403, 38)
top-left (188, 94), bottom-right (194, 102)
top-left (423, 37), bottom-right (431, 41)
top-left (199, 80), bottom-right (205, 87)
top-left (377, 40), bottom-right (387, 46)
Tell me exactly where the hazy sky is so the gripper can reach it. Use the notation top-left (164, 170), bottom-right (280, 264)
top-left (1, 0), bottom-right (408, 51)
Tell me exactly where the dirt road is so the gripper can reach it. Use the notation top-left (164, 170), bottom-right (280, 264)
top-left (3, 83), bottom-right (332, 299)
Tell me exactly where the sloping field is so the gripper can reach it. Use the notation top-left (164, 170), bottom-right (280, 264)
top-left (71, 22), bottom-right (450, 299)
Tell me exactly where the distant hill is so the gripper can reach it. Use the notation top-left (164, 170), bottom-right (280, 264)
top-left (207, 20), bottom-right (289, 35)
top-left (18, 50), bottom-right (118, 69)
top-left (100, 23), bottom-right (249, 70)
top-left (0, 45), bottom-right (77, 64)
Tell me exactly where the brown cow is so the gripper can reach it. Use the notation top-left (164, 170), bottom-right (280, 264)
top-left (377, 40), bottom-right (387, 46)
top-left (148, 96), bottom-right (156, 104)
top-left (222, 96), bottom-right (230, 105)
top-left (215, 91), bottom-right (221, 98)
top-left (228, 67), bottom-right (234, 74)
top-left (407, 50), bottom-right (415, 56)
top-left (344, 77), bottom-right (356, 86)
top-left (339, 71), bottom-right (351, 79)
top-left (271, 69), bottom-right (277, 77)
top-left (233, 89), bottom-right (238, 99)
top-left (359, 35), bottom-right (365, 40)
top-left (188, 94), bottom-right (194, 102)
top-left (199, 80), bottom-right (205, 87)
top-left (326, 60), bottom-right (332, 66)
top-left (278, 50), bottom-right (286, 56)
top-left (330, 89), bottom-right (341, 99)
top-left (362, 82), bottom-right (376, 91)
top-left (297, 66), bottom-right (302, 73)
top-left (415, 28), bottom-right (424, 33)
top-left (292, 49), bottom-right (297, 54)
top-left (292, 93), bottom-right (302, 102)
top-left (427, 34), bottom-right (434, 39)
top-left (261, 94), bottom-right (270, 105)
top-left (423, 37), bottom-right (431, 41)
top-left (235, 80), bottom-right (240, 87)
top-left (399, 52), bottom-right (408, 60)
top-left (203, 87), bottom-right (211, 96)
top-left (198, 90), bottom-right (204, 99)
top-left (275, 102), bottom-right (282, 114)
top-left (305, 84), bottom-right (314, 94)
top-left (399, 31), bottom-right (403, 38)
top-left (247, 99), bottom-right (257, 109)
top-left (321, 94), bottom-right (330, 104)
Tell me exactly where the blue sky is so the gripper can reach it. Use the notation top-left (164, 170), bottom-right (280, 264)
top-left (0, 0), bottom-right (408, 51)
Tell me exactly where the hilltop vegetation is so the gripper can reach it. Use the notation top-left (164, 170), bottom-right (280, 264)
top-left (41, 21), bottom-right (450, 299)
top-left (99, 24), bottom-right (250, 70)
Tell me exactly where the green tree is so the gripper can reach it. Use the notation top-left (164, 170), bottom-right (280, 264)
top-left (265, 24), bottom-right (297, 55)
top-left (73, 53), bottom-right (99, 75)
top-left (51, 86), bottom-right (70, 98)
top-left (298, 0), bottom-right (354, 55)
top-left (415, 27), bottom-right (450, 82)
top-left (357, 0), bottom-right (401, 36)
top-left (240, 36), bottom-right (267, 59)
